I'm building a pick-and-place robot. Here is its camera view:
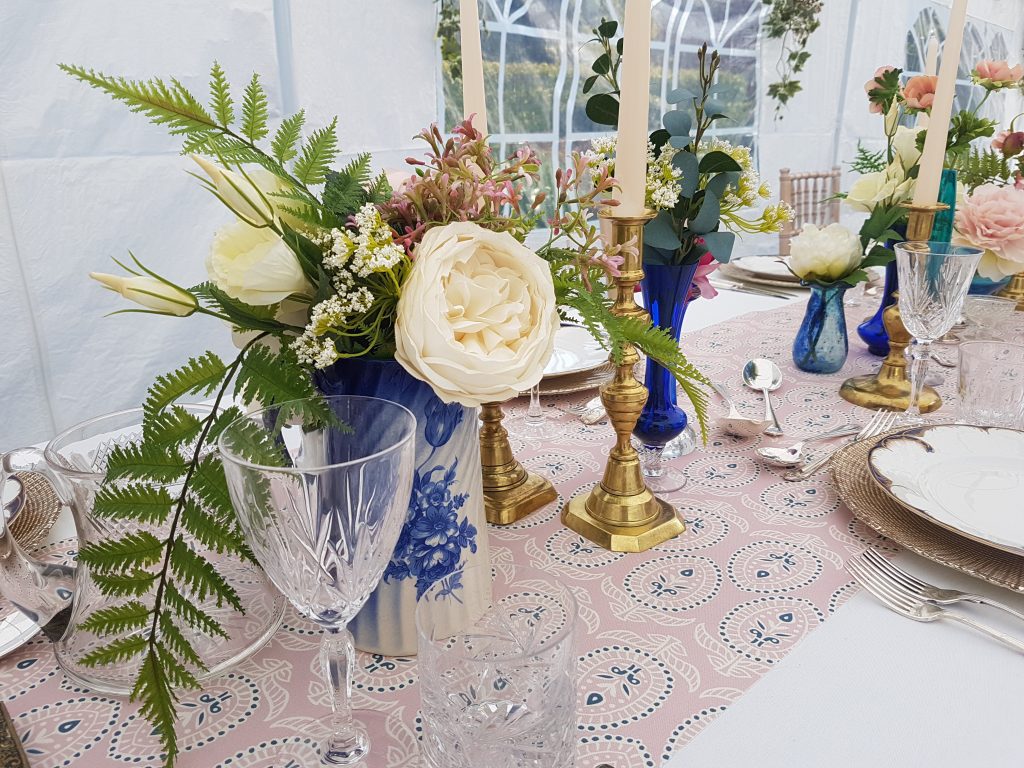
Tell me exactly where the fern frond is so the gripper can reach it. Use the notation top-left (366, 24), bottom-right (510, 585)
top-left (131, 647), bottom-right (182, 765)
top-left (234, 344), bottom-right (328, 423)
top-left (241, 73), bottom-right (269, 142)
top-left (181, 498), bottom-right (249, 556)
top-left (158, 611), bottom-right (205, 668)
top-left (190, 456), bottom-right (235, 518)
top-left (80, 633), bottom-right (149, 668)
top-left (59, 64), bottom-right (219, 137)
top-left (79, 600), bottom-right (151, 635)
top-left (164, 583), bottom-right (228, 639)
top-left (79, 531), bottom-right (165, 573)
top-left (93, 483), bottom-right (174, 525)
top-left (92, 570), bottom-right (159, 597)
top-left (169, 538), bottom-right (243, 611)
top-left (272, 109), bottom-right (306, 163)
top-left (104, 442), bottom-right (185, 485)
top-left (144, 352), bottom-right (227, 420)
top-left (294, 117), bottom-right (339, 185)
top-left (191, 283), bottom-right (285, 333)
top-left (143, 406), bottom-right (203, 449)
top-left (208, 61), bottom-right (234, 127)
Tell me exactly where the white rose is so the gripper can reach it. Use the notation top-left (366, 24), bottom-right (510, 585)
top-left (789, 223), bottom-right (863, 283)
top-left (845, 162), bottom-right (913, 212)
top-left (208, 220), bottom-right (311, 306)
top-left (394, 221), bottom-right (559, 407)
top-left (89, 272), bottom-right (197, 316)
top-left (192, 155), bottom-right (292, 226)
top-left (891, 126), bottom-right (925, 171)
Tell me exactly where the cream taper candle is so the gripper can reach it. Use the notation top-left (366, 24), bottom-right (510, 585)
top-left (913, 0), bottom-right (968, 206)
top-left (614, 0), bottom-right (652, 217)
top-left (459, 0), bottom-right (488, 135)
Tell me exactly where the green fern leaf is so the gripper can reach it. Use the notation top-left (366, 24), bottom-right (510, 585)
top-left (190, 456), bottom-right (235, 518)
top-left (164, 583), bottom-right (228, 639)
top-left (93, 483), bottom-right (174, 525)
top-left (191, 282), bottom-right (285, 333)
top-left (79, 531), bottom-right (165, 573)
top-left (293, 117), bottom-right (339, 185)
top-left (80, 600), bottom-right (151, 635)
top-left (104, 442), bottom-right (185, 484)
top-left (131, 647), bottom-right (182, 765)
top-left (59, 65), bottom-right (219, 137)
top-left (241, 73), bottom-right (269, 142)
top-left (208, 61), bottom-right (234, 127)
top-left (143, 406), bottom-right (203, 449)
top-left (181, 498), bottom-right (249, 556)
top-left (169, 538), bottom-right (243, 611)
top-left (271, 109), bottom-right (306, 163)
top-left (79, 633), bottom-right (148, 668)
top-left (234, 344), bottom-right (328, 423)
top-left (206, 406), bottom-right (245, 444)
top-left (92, 570), bottom-right (159, 597)
top-left (144, 352), bottom-right (227, 420)
top-left (158, 611), bottom-right (204, 668)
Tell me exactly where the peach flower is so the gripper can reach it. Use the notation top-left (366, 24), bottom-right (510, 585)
top-left (973, 60), bottom-right (1024, 89)
top-left (902, 75), bottom-right (937, 111)
top-left (954, 183), bottom-right (1024, 278)
top-left (864, 65), bottom-right (896, 114)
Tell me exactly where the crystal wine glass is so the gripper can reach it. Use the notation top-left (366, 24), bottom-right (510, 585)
top-left (894, 241), bottom-right (983, 423)
top-left (219, 395), bottom-right (416, 766)
top-left (504, 384), bottom-right (559, 442)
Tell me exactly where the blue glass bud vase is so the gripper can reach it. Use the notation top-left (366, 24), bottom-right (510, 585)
top-left (793, 282), bottom-right (850, 373)
top-left (633, 261), bottom-right (700, 491)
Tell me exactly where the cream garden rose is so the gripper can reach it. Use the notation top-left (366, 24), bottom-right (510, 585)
top-left (394, 221), bottom-right (558, 407)
top-left (789, 223), bottom-right (863, 283)
top-left (208, 220), bottom-right (312, 305)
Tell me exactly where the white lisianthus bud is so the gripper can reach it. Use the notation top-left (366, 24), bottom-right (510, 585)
top-left (192, 155), bottom-right (287, 225)
top-left (883, 99), bottom-right (900, 138)
top-left (208, 220), bottom-right (312, 306)
top-left (90, 273), bottom-right (197, 316)
top-left (789, 223), bottom-right (864, 283)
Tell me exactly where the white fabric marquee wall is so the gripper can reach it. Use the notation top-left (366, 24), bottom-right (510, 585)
top-left (1, 0), bottom-right (1022, 447)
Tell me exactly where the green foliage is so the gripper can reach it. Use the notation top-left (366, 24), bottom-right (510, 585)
top-left (234, 343), bottom-right (332, 424)
top-left (849, 142), bottom-right (887, 175)
top-left (144, 407), bottom-right (203, 449)
top-left (104, 443), bottom-right (185, 485)
top-left (208, 62), bottom-right (235, 127)
top-left (241, 73), bottom-right (269, 142)
top-left (294, 117), bottom-right (339, 185)
top-left (144, 352), bottom-right (227, 419)
top-left (271, 110), bottom-right (305, 164)
top-left (93, 483), bottom-right (174, 525)
top-left (762, 0), bottom-right (823, 115)
top-left (952, 145), bottom-right (1014, 191)
top-left (80, 601), bottom-right (151, 635)
top-left (191, 283), bottom-right (285, 333)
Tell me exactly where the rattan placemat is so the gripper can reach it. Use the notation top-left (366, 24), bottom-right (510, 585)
top-left (8, 472), bottom-right (62, 550)
top-left (832, 431), bottom-right (1024, 593)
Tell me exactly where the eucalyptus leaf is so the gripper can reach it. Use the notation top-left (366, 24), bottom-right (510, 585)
top-left (669, 135), bottom-right (691, 150)
top-left (586, 93), bottom-right (619, 127)
top-left (598, 19), bottom-right (617, 37)
top-left (673, 151), bottom-right (699, 199)
top-left (662, 109), bottom-right (692, 137)
top-left (697, 151), bottom-right (743, 174)
top-left (642, 244), bottom-right (677, 266)
top-left (666, 87), bottom-right (695, 105)
top-left (644, 211), bottom-right (683, 251)
top-left (700, 231), bottom-right (736, 263)
top-left (689, 190), bottom-right (720, 235)
top-left (593, 53), bottom-right (611, 75)
top-left (582, 75), bottom-right (598, 94)
top-left (704, 171), bottom-right (740, 200)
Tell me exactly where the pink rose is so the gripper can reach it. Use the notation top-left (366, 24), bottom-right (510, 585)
top-left (688, 250), bottom-right (719, 301)
top-left (864, 65), bottom-right (896, 114)
top-left (993, 130), bottom-right (1024, 158)
top-left (902, 75), bottom-right (938, 111)
top-left (955, 183), bottom-right (1024, 278)
top-left (973, 60), bottom-right (1024, 89)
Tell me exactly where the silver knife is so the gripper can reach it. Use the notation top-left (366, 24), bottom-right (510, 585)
top-left (710, 279), bottom-right (795, 300)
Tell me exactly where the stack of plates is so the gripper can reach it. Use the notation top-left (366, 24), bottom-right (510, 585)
top-left (718, 255), bottom-right (804, 289)
top-left (832, 425), bottom-right (1024, 592)
top-left (539, 325), bottom-right (613, 396)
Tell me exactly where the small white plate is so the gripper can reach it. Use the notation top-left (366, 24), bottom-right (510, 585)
top-left (868, 425), bottom-right (1024, 557)
top-left (543, 325), bottom-right (608, 379)
top-left (729, 256), bottom-right (800, 283)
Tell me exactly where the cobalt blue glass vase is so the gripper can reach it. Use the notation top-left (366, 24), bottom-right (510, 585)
top-left (857, 252), bottom-right (899, 356)
top-left (633, 262), bottom-right (700, 470)
top-left (314, 358), bottom-right (490, 656)
top-left (793, 282), bottom-right (850, 374)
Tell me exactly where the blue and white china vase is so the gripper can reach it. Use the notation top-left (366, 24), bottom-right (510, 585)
top-left (793, 282), bottom-right (850, 374)
top-left (315, 359), bottom-right (490, 656)
top-left (633, 261), bottom-right (701, 451)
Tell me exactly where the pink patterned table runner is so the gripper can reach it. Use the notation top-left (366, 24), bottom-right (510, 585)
top-left (2, 301), bottom-right (969, 767)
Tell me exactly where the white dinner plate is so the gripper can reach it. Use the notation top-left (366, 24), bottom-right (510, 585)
top-left (0, 609), bottom-right (39, 659)
top-left (2, 477), bottom-right (24, 522)
top-left (868, 425), bottom-right (1024, 557)
top-left (543, 325), bottom-right (608, 379)
top-left (728, 255), bottom-right (801, 283)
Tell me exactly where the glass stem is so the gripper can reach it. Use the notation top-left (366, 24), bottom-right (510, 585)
top-left (526, 384), bottom-right (544, 423)
top-left (906, 338), bottom-right (932, 419)
top-left (321, 627), bottom-right (357, 742)
top-left (640, 444), bottom-right (665, 478)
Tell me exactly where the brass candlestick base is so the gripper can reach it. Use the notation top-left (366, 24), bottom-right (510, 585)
top-left (840, 292), bottom-right (941, 412)
top-left (997, 270), bottom-right (1024, 311)
top-left (479, 401), bottom-right (557, 525)
top-left (562, 209), bottom-right (684, 553)
top-left (900, 201), bottom-right (948, 242)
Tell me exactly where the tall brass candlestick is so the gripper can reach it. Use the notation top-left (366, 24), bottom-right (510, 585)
top-left (479, 401), bottom-right (557, 525)
top-left (561, 210), bottom-right (684, 553)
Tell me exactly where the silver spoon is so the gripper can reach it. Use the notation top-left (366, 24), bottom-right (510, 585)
top-left (742, 359), bottom-right (784, 436)
top-left (709, 382), bottom-right (772, 437)
top-left (756, 424), bottom-right (861, 467)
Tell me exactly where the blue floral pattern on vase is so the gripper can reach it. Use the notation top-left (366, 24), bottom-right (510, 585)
top-left (314, 358), bottom-right (489, 655)
top-left (792, 282), bottom-right (850, 374)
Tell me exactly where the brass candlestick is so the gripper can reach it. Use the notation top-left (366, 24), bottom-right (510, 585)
top-left (902, 201), bottom-right (947, 242)
top-left (561, 209), bottom-right (684, 553)
top-left (997, 270), bottom-right (1024, 310)
top-left (479, 401), bottom-right (557, 525)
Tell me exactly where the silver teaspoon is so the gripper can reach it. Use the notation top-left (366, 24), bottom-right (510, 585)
top-left (756, 424), bottom-right (861, 467)
top-left (742, 358), bottom-right (784, 436)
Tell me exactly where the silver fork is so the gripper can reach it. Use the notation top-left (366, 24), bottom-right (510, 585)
top-left (847, 555), bottom-right (1024, 654)
top-left (861, 548), bottom-right (1024, 624)
top-left (783, 409), bottom-right (898, 481)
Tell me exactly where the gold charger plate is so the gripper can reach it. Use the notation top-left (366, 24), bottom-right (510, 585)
top-left (8, 472), bottom-right (62, 550)
top-left (832, 430), bottom-right (1024, 593)
top-left (539, 362), bottom-right (615, 396)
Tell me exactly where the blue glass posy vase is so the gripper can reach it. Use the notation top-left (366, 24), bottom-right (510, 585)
top-left (857, 260), bottom-right (897, 356)
top-left (793, 282), bottom-right (851, 373)
top-left (634, 262), bottom-right (700, 449)
top-left (314, 358), bottom-right (490, 656)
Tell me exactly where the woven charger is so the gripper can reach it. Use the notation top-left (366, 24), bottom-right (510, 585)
top-left (831, 431), bottom-right (1024, 593)
top-left (8, 472), bottom-right (62, 550)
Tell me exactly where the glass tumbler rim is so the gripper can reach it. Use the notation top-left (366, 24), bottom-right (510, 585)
top-left (415, 563), bottom-right (578, 654)
top-left (217, 394), bottom-right (417, 473)
top-left (894, 240), bottom-right (984, 258)
top-left (958, 339), bottom-right (1024, 358)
